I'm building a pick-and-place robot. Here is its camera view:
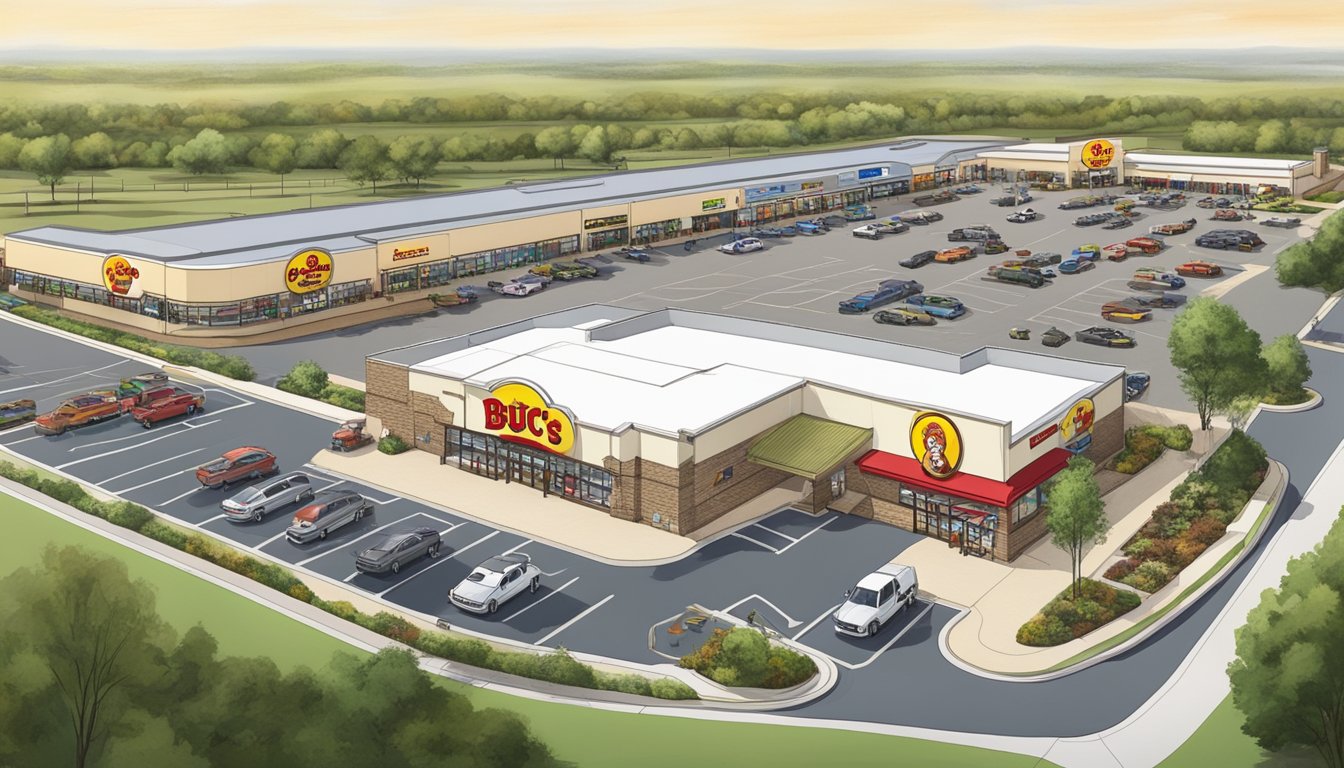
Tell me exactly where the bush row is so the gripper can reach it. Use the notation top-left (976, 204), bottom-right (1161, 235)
top-left (10, 304), bottom-right (255, 381)
top-left (1015, 578), bottom-right (1142, 647)
top-left (1109, 424), bottom-right (1193, 475)
top-left (276, 360), bottom-right (365, 412)
top-left (0, 460), bottom-right (696, 701)
top-left (679, 627), bottom-right (817, 689)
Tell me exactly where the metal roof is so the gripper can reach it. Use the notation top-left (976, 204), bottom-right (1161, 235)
top-left (747, 414), bottom-right (873, 480)
top-left (6, 138), bottom-right (1005, 267)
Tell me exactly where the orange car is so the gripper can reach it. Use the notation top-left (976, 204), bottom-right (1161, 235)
top-left (1125, 237), bottom-right (1163, 254)
top-left (1176, 260), bottom-right (1223, 277)
top-left (196, 447), bottom-right (279, 489)
top-left (935, 246), bottom-right (975, 263)
top-left (33, 394), bottom-right (121, 435)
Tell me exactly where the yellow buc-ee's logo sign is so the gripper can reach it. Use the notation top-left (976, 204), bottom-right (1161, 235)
top-left (910, 411), bottom-right (964, 480)
top-left (482, 382), bottom-right (576, 455)
top-left (1059, 398), bottom-right (1096, 446)
top-left (101, 255), bottom-right (142, 298)
top-left (285, 248), bottom-right (334, 294)
top-left (1082, 139), bottom-right (1116, 170)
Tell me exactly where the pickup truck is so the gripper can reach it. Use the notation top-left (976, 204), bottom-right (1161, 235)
top-left (129, 390), bottom-right (206, 427)
top-left (832, 564), bottom-right (919, 637)
top-left (33, 393), bottom-right (121, 435)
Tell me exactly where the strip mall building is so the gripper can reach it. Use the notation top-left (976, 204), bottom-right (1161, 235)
top-left (3, 136), bottom-right (1327, 339)
top-left (367, 307), bottom-right (1125, 562)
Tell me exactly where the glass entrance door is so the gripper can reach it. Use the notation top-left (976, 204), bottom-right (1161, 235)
top-left (504, 445), bottom-right (548, 491)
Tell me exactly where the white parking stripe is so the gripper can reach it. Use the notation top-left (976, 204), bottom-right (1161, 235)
top-left (257, 529), bottom-right (291, 550)
top-left (295, 517), bottom-right (408, 566)
top-left (367, 495), bottom-right (401, 505)
top-left (109, 468), bottom-right (194, 495)
top-left (56, 420), bottom-right (221, 469)
top-left (97, 448), bottom-right (208, 485)
top-left (752, 523), bottom-right (797, 543)
top-left (0, 433), bottom-right (46, 445)
top-left (500, 538), bottom-right (533, 556)
top-left (844, 603), bottom-right (935, 671)
top-left (0, 360), bottom-right (129, 396)
top-left (505, 576), bottom-right (580, 622)
top-left (376, 531), bottom-right (499, 597)
top-left (300, 464), bottom-right (344, 483)
top-left (67, 400), bottom-right (252, 453)
top-left (775, 516), bottom-right (836, 555)
top-left (342, 571), bottom-right (360, 583)
top-left (158, 485), bottom-right (204, 506)
top-left (537, 594), bottom-right (615, 647)
top-left (793, 603), bottom-right (844, 640)
top-left (731, 532), bottom-right (781, 553)
top-left (196, 513), bottom-right (229, 527)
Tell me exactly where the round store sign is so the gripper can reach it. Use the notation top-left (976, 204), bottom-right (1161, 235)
top-left (101, 255), bottom-right (142, 299)
top-left (284, 248), bottom-right (334, 294)
top-left (910, 411), bottom-right (964, 480)
top-left (1081, 139), bottom-right (1116, 169)
top-left (1059, 398), bottom-right (1096, 451)
top-left (482, 382), bottom-right (576, 455)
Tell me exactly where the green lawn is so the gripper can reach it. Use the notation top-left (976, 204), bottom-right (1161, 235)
top-left (1, 491), bottom-right (1054, 768)
top-left (1156, 695), bottom-right (1316, 768)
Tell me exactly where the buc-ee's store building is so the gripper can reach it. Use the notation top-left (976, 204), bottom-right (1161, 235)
top-left (367, 307), bottom-right (1126, 562)
top-left (0, 138), bottom-right (1000, 338)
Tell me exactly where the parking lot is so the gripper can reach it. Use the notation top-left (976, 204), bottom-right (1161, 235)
top-left (223, 187), bottom-right (1320, 412)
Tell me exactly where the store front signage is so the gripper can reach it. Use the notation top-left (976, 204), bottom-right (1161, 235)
top-left (584, 214), bottom-right (628, 230)
top-left (701, 197), bottom-right (726, 212)
top-left (284, 248), bottom-right (334, 294)
top-left (800, 181), bottom-right (824, 192)
top-left (838, 171), bottom-right (857, 186)
top-left (481, 382), bottom-right (576, 455)
top-left (1029, 423), bottom-right (1059, 449)
top-left (391, 244), bottom-right (430, 262)
top-left (1059, 398), bottom-right (1096, 454)
top-left (910, 411), bottom-right (964, 480)
top-left (101, 255), bottom-right (142, 298)
top-left (1082, 139), bottom-right (1116, 170)
top-left (858, 166), bottom-right (889, 180)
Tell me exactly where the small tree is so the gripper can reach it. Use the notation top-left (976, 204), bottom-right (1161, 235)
top-left (1229, 507), bottom-right (1344, 768)
top-left (1220, 394), bottom-right (1261, 432)
top-left (167, 128), bottom-right (231, 176)
top-left (248, 133), bottom-right (298, 195)
top-left (1168, 297), bottom-right (1267, 432)
top-left (1044, 456), bottom-right (1107, 600)
top-left (1261, 333), bottom-right (1313, 400)
top-left (386, 135), bottom-right (440, 187)
top-left (18, 133), bottom-right (73, 200)
top-left (295, 128), bottom-right (349, 169)
top-left (533, 125), bottom-right (574, 169)
top-left (71, 131), bottom-right (117, 169)
top-left (338, 135), bottom-right (390, 193)
top-left (576, 125), bottom-right (610, 163)
top-left (1276, 210), bottom-right (1344, 293)
top-left (276, 360), bottom-right (329, 398)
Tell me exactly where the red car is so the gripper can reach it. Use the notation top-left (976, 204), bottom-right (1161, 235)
top-left (196, 447), bottom-right (278, 489)
top-left (1176, 260), bottom-right (1223, 277)
top-left (130, 390), bottom-right (205, 428)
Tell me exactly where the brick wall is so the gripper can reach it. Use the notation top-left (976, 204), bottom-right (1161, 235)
top-left (1083, 408), bottom-right (1125, 466)
top-left (604, 456), bottom-right (641, 523)
top-left (637, 459), bottom-right (693, 534)
top-left (1006, 505), bottom-right (1050, 561)
top-left (365, 360), bottom-right (413, 443)
top-left (682, 437), bottom-right (789, 534)
top-left (410, 392), bottom-right (455, 456)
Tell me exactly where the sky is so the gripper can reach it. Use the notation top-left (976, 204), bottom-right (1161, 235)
top-left (2, 0), bottom-right (1341, 50)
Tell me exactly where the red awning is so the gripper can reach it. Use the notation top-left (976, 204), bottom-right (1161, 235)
top-left (857, 447), bottom-right (1073, 508)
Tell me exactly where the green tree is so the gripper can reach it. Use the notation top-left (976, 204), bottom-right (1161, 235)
top-left (576, 125), bottom-right (610, 163)
top-left (1254, 119), bottom-right (1289, 154)
top-left (295, 128), bottom-right (348, 169)
top-left (0, 132), bottom-right (26, 168)
top-left (18, 133), bottom-right (73, 200)
top-left (1043, 456), bottom-right (1107, 600)
top-left (276, 360), bottom-right (330, 398)
top-left (1167, 297), bottom-right (1268, 431)
top-left (71, 131), bottom-right (117, 168)
top-left (338, 135), bottom-right (390, 193)
top-left (167, 128), bottom-right (231, 175)
top-left (1230, 507), bottom-right (1344, 768)
top-left (1261, 333), bottom-right (1313, 400)
top-left (248, 132), bottom-right (298, 194)
top-left (1277, 211), bottom-right (1344, 293)
top-left (533, 125), bottom-right (574, 169)
top-left (386, 135), bottom-right (440, 187)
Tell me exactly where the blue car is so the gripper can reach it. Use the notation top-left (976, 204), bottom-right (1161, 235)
top-left (1058, 258), bottom-right (1094, 275)
top-left (838, 279), bottom-right (924, 314)
top-left (1125, 372), bottom-right (1152, 401)
top-left (906, 294), bottom-right (967, 319)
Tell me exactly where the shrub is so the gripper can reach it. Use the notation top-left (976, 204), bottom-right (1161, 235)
top-left (378, 434), bottom-right (410, 455)
top-left (1104, 558), bottom-right (1138, 581)
top-left (764, 644), bottom-right (819, 688)
top-left (533, 649), bottom-right (597, 688)
top-left (678, 627), bottom-right (812, 689)
top-left (1155, 424), bottom-right (1193, 451)
top-left (105, 501), bottom-right (154, 531)
top-left (1183, 515), bottom-right (1228, 547)
top-left (1016, 615), bottom-right (1073, 646)
top-left (277, 360), bottom-right (330, 398)
top-left (1201, 430), bottom-right (1268, 495)
top-left (1015, 579), bottom-right (1141, 646)
top-left (140, 519), bottom-right (189, 549)
top-left (361, 611), bottom-right (422, 646)
top-left (716, 628), bottom-right (770, 685)
top-left (596, 673), bottom-right (653, 697)
top-left (650, 678), bottom-right (698, 700)
top-left (319, 383), bottom-right (366, 411)
top-left (1125, 560), bottom-right (1173, 592)
top-left (1111, 426), bottom-right (1166, 474)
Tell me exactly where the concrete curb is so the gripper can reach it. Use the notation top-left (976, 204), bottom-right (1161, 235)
top-left (684, 604), bottom-right (841, 710)
top-left (1257, 387), bottom-right (1322, 413)
top-left (937, 458), bottom-right (1287, 682)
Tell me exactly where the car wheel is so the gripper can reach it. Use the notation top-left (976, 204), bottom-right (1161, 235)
top-left (141, 419), bottom-right (152, 429)
top-left (319, 528), bottom-right (328, 540)
top-left (487, 599), bottom-right (498, 614)
top-left (249, 470), bottom-right (260, 480)
top-left (354, 507), bottom-right (364, 522)
top-left (391, 560), bottom-right (401, 574)
top-left (429, 543), bottom-right (441, 558)
top-left (186, 404), bottom-right (196, 416)
top-left (868, 621), bottom-right (880, 637)
top-left (253, 509), bottom-right (264, 523)
top-left (300, 490), bottom-right (314, 502)
top-left (530, 576), bottom-right (539, 593)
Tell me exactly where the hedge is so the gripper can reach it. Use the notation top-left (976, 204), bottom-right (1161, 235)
top-left (679, 627), bottom-right (816, 689)
top-left (1016, 578), bottom-right (1142, 646)
top-left (1109, 424), bottom-right (1193, 475)
top-left (10, 304), bottom-right (255, 381)
top-left (0, 460), bottom-right (697, 702)
top-left (277, 360), bottom-right (365, 412)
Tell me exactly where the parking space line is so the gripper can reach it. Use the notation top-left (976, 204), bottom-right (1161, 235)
top-left (775, 516), bottom-right (836, 555)
top-left (300, 464), bottom-right (344, 483)
top-left (721, 593), bottom-right (804, 628)
top-left (367, 495), bottom-right (401, 505)
top-left (1, 433), bottom-right (47, 445)
top-left (752, 523), bottom-right (797, 543)
top-left (731, 532), bottom-right (781, 553)
top-left (342, 571), bottom-right (360, 583)
top-left (158, 485), bottom-right (204, 506)
top-left (793, 603), bottom-right (843, 640)
top-left (196, 513), bottom-right (228, 527)
top-left (313, 480), bottom-right (345, 494)
top-left (536, 594), bottom-right (615, 647)
top-left (97, 448), bottom-right (208, 485)
top-left (108, 468), bottom-right (194, 495)
top-left (846, 602), bottom-right (935, 671)
top-left (257, 529), bottom-right (291, 550)
top-left (56, 420), bottom-right (221, 468)
top-left (376, 531), bottom-right (500, 596)
top-left (295, 517), bottom-right (409, 566)
top-left (504, 576), bottom-right (580, 622)
top-left (500, 539), bottom-right (533, 556)
top-left (0, 360), bottom-right (130, 397)
top-left (67, 401), bottom-right (252, 453)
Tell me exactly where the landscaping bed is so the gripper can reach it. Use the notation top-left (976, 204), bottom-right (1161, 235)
top-left (1105, 424), bottom-right (1193, 475)
top-left (1104, 430), bottom-right (1267, 594)
top-left (277, 360), bottom-right (365, 411)
top-left (679, 626), bottom-right (816, 689)
top-left (1260, 387), bottom-right (1311, 407)
top-left (1016, 578), bottom-right (1142, 647)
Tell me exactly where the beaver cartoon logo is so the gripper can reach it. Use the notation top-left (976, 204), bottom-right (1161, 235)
top-left (1059, 398), bottom-right (1096, 453)
top-left (909, 411), bottom-right (963, 480)
top-left (101, 255), bottom-right (142, 298)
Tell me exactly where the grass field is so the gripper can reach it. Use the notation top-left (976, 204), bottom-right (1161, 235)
top-left (1154, 695), bottom-right (1316, 768)
top-left (0, 489), bottom-right (1056, 768)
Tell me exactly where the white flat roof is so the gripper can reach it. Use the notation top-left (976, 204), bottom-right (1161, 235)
top-left (1125, 152), bottom-right (1311, 172)
top-left (407, 311), bottom-right (1115, 441)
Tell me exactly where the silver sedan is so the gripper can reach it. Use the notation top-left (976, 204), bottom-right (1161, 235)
top-left (221, 472), bottom-right (313, 523)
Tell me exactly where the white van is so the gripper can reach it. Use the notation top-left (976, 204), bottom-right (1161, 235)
top-left (832, 564), bottom-right (919, 637)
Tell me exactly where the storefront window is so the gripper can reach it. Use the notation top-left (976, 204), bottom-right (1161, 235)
top-left (1012, 487), bottom-right (1043, 525)
top-left (632, 218), bottom-right (683, 244)
top-left (585, 228), bottom-right (628, 250)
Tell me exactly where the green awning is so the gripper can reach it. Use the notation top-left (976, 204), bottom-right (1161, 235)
top-left (747, 415), bottom-right (873, 481)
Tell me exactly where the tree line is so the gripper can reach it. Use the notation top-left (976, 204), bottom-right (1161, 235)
top-left (0, 546), bottom-right (560, 768)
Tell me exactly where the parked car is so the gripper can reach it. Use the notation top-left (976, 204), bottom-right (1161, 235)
top-left (953, 184), bottom-right (982, 194)
top-left (1041, 327), bottom-right (1071, 348)
top-left (1100, 300), bottom-right (1153, 322)
top-left (948, 226), bottom-right (999, 242)
top-left (982, 239), bottom-right (1009, 255)
top-left (899, 250), bottom-right (937, 269)
top-left (934, 246), bottom-right (975, 263)
top-left (874, 307), bottom-right (937, 326)
top-left (1006, 208), bottom-right (1039, 223)
top-left (487, 279), bottom-right (544, 296)
top-left (852, 224), bottom-right (885, 240)
top-left (0, 399), bottom-right (37, 430)
top-left (356, 527), bottom-right (443, 574)
top-left (1102, 243), bottom-right (1131, 262)
top-left (1262, 216), bottom-right (1302, 228)
top-left (1177, 260), bottom-right (1224, 277)
top-left (1074, 213), bottom-right (1109, 227)
top-left (1125, 237), bottom-right (1163, 254)
top-left (907, 294), bottom-right (966, 319)
top-left (838, 279), bottom-right (924, 314)
top-left (874, 220), bottom-right (909, 234)
top-left (529, 260), bottom-right (599, 280)
top-left (1212, 209), bottom-right (1250, 222)
top-left (33, 393), bottom-right (121, 436)
top-left (1102, 216), bottom-right (1133, 230)
top-left (196, 447), bottom-right (279, 489)
top-left (129, 389), bottom-right (205, 428)
top-left (1075, 326), bottom-right (1136, 347)
top-left (221, 472), bottom-right (314, 523)
top-left (1131, 268), bottom-right (1187, 290)
top-left (832, 564), bottom-right (919, 638)
top-left (450, 553), bottom-right (542, 614)
top-left (1072, 244), bottom-right (1102, 261)
top-left (1022, 252), bottom-right (1062, 267)
top-left (1125, 372), bottom-right (1152, 402)
top-left (719, 237), bottom-right (765, 254)
top-left (750, 227), bottom-right (786, 238)
top-left (998, 262), bottom-right (1056, 279)
top-left (844, 205), bottom-right (877, 221)
top-left (1130, 292), bottom-right (1187, 308)
top-left (912, 190), bottom-right (958, 207)
top-left (1058, 258), bottom-right (1094, 275)
top-left (899, 210), bottom-right (943, 225)
top-left (285, 490), bottom-right (372, 544)
top-left (1149, 218), bottom-right (1198, 235)
top-left (986, 265), bottom-right (1046, 287)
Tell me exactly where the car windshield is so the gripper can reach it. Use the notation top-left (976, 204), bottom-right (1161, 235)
top-left (849, 587), bottom-right (879, 608)
top-left (466, 569), bottom-right (503, 587)
top-left (233, 487), bottom-right (261, 502)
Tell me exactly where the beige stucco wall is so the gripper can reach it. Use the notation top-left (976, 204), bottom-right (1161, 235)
top-left (691, 389), bottom-right (803, 461)
top-left (451, 211), bottom-right (580, 255)
top-left (375, 233), bottom-right (450, 271)
top-left (6, 240), bottom-right (109, 286)
top-left (1005, 378), bottom-right (1124, 475)
top-left (163, 247), bottom-right (375, 303)
top-left (638, 431), bottom-right (690, 468)
top-left (984, 158), bottom-right (1069, 176)
top-left (581, 203), bottom-right (631, 222)
top-left (630, 188), bottom-right (742, 225)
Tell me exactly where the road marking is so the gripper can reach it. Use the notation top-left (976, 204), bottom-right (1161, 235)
top-left (196, 513), bottom-right (229, 527)
top-left (793, 603), bottom-right (844, 640)
top-left (500, 539), bottom-right (533, 556)
top-left (56, 420), bottom-right (221, 468)
top-left (376, 531), bottom-right (500, 597)
top-left (823, 602), bottom-right (935, 671)
top-left (752, 523), bottom-right (798, 543)
top-left (0, 433), bottom-right (46, 446)
top-left (731, 531), bottom-right (781, 553)
top-left (721, 593), bottom-right (804, 628)
top-left (301, 465), bottom-right (343, 483)
top-left (257, 529), bottom-right (292, 550)
top-left (97, 448), bottom-right (208, 485)
top-left (158, 485), bottom-right (204, 506)
top-left (367, 495), bottom-right (401, 505)
top-left (505, 576), bottom-right (580, 622)
top-left (313, 480), bottom-right (345, 494)
top-left (537, 594), bottom-right (615, 647)
top-left (0, 360), bottom-right (130, 396)
top-left (295, 517), bottom-right (409, 566)
top-left (67, 400), bottom-right (252, 452)
top-left (342, 571), bottom-right (360, 583)
top-left (775, 516), bottom-right (836, 555)
top-left (109, 468), bottom-right (194, 495)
